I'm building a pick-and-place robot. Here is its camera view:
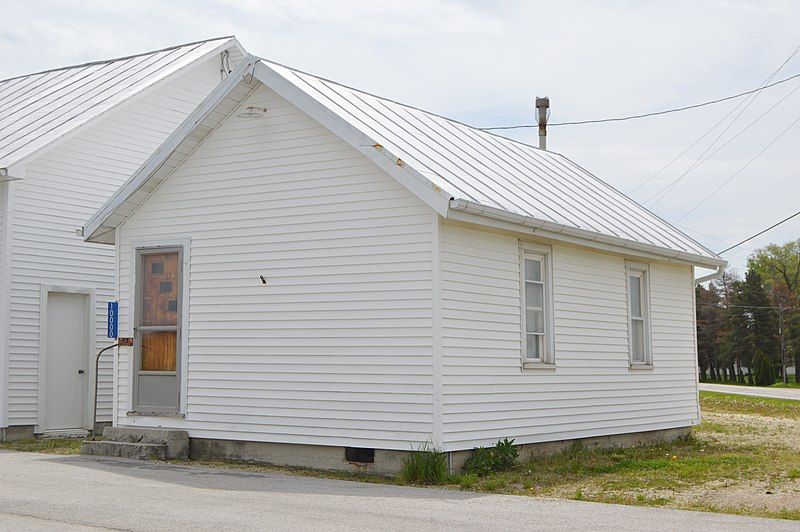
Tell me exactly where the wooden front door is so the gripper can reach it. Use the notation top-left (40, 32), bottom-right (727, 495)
top-left (135, 248), bottom-right (182, 414)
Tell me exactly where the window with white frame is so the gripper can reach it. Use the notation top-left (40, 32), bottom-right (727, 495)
top-left (626, 262), bottom-right (651, 365)
top-left (521, 244), bottom-right (554, 364)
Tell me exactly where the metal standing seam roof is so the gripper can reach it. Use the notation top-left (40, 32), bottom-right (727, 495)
top-left (85, 56), bottom-right (724, 267)
top-left (260, 59), bottom-right (722, 264)
top-left (0, 36), bottom-right (240, 170)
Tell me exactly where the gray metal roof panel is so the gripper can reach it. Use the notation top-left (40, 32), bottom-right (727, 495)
top-left (261, 59), bottom-right (718, 261)
top-left (0, 37), bottom-right (237, 169)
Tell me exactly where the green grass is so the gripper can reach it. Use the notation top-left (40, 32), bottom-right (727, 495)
top-left (0, 437), bottom-right (82, 454)
top-left (702, 378), bottom-right (800, 389)
top-left (441, 392), bottom-right (800, 520)
top-left (398, 448), bottom-right (449, 485)
top-left (699, 390), bottom-right (800, 419)
top-left (771, 381), bottom-right (800, 389)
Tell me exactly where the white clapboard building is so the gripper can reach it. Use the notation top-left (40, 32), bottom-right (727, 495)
top-left (0, 37), bottom-right (245, 440)
top-left (82, 56), bottom-right (726, 470)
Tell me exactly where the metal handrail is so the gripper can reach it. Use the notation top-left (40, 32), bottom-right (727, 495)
top-left (91, 341), bottom-right (120, 440)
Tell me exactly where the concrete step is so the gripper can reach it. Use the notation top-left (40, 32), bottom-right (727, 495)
top-left (101, 427), bottom-right (189, 459)
top-left (81, 440), bottom-right (167, 461)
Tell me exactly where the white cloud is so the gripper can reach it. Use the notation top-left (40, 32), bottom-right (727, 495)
top-left (1, 0), bottom-right (799, 269)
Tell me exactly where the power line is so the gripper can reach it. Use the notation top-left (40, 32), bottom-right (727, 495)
top-left (642, 80), bottom-right (800, 206)
top-left (478, 71), bottom-right (800, 130)
top-left (717, 209), bottom-right (800, 255)
top-left (630, 46), bottom-right (800, 195)
top-left (677, 110), bottom-right (800, 222)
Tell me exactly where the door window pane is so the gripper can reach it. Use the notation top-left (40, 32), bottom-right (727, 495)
top-left (141, 331), bottom-right (177, 371)
top-left (141, 253), bottom-right (179, 326)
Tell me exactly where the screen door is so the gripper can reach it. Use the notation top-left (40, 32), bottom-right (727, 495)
top-left (135, 248), bottom-right (182, 414)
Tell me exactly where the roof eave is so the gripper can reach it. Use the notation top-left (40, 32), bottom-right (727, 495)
top-left (448, 198), bottom-right (727, 269)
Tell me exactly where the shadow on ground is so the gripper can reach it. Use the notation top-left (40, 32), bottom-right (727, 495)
top-left (43, 454), bottom-right (484, 501)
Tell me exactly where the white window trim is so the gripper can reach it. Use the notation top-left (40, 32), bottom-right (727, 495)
top-left (520, 242), bottom-right (555, 370)
top-left (626, 261), bottom-right (653, 369)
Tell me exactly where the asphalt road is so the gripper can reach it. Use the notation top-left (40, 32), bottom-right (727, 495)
top-left (699, 382), bottom-right (800, 400)
top-left (0, 452), bottom-right (797, 531)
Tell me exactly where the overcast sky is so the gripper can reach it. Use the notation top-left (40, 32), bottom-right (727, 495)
top-left (2, 0), bottom-right (798, 273)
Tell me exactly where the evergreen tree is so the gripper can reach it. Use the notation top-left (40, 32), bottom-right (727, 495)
top-left (751, 350), bottom-right (776, 386)
top-left (726, 270), bottom-right (779, 378)
top-left (696, 284), bottom-right (723, 381)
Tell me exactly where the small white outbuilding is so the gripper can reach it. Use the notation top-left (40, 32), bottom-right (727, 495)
top-left (0, 37), bottom-right (246, 440)
top-left (83, 56), bottom-right (726, 470)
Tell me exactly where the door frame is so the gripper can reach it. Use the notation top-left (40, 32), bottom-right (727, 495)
top-left (128, 237), bottom-right (190, 416)
top-left (37, 285), bottom-right (96, 433)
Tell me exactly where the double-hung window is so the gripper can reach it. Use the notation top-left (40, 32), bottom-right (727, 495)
top-left (521, 243), bottom-right (554, 366)
top-left (626, 262), bottom-right (652, 366)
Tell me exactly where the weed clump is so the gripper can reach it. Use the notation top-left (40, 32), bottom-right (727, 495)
top-left (398, 446), bottom-right (448, 485)
top-left (464, 438), bottom-right (519, 476)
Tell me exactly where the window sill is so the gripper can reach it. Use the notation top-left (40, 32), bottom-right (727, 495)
top-left (629, 363), bottom-right (654, 371)
top-left (522, 361), bottom-right (556, 371)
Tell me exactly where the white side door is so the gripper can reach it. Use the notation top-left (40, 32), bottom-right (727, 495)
top-left (44, 292), bottom-right (89, 431)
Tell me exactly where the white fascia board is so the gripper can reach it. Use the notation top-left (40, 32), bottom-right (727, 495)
top-left (449, 198), bottom-right (727, 269)
top-left (83, 55), bottom-right (259, 244)
top-left (225, 37), bottom-right (247, 59)
top-left (4, 37), bottom-right (243, 173)
top-left (0, 166), bottom-right (22, 182)
top-left (252, 62), bottom-right (451, 217)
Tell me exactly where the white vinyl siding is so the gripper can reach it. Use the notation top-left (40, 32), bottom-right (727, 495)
top-left (5, 54), bottom-right (227, 427)
top-left (114, 84), bottom-right (435, 449)
top-left (0, 182), bottom-right (7, 427)
top-left (440, 221), bottom-right (699, 451)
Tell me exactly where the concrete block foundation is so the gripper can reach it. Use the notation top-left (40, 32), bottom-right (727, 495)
top-left (187, 426), bottom-right (690, 475)
top-left (449, 427), bottom-right (692, 473)
top-left (0, 425), bottom-right (35, 442)
top-left (190, 438), bottom-right (412, 476)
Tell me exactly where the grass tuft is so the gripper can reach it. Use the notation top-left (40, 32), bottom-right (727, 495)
top-left (398, 447), bottom-right (448, 485)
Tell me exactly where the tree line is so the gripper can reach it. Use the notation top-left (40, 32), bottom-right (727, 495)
top-left (696, 240), bottom-right (800, 385)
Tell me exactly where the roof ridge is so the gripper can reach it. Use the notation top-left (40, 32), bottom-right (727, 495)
top-left (255, 56), bottom-right (558, 157)
top-left (0, 36), bottom-right (235, 84)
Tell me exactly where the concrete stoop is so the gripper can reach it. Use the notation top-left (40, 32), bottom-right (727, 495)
top-left (81, 440), bottom-right (167, 460)
top-left (80, 427), bottom-right (189, 461)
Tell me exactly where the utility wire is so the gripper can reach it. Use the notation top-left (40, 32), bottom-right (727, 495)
top-left (646, 47), bottom-right (800, 206)
top-left (716, 209), bottom-right (800, 255)
top-left (642, 80), bottom-right (800, 206)
top-left (478, 71), bottom-right (800, 130)
top-left (631, 46), bottom-right (800, 195)
top-left (677, 111), bottom-right (800, 223)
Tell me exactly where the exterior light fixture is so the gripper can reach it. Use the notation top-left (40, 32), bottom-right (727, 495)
top-left (237, 106), bottom-right (268, 119)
